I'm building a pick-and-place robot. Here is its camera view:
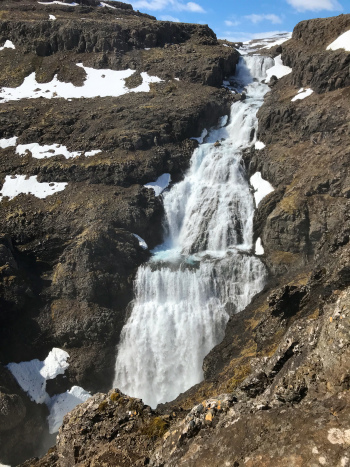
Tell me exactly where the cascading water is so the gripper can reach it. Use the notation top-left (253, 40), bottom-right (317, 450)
top-left (113, 55), bottom-right (275, 408)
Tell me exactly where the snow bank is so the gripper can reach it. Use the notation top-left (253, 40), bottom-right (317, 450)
top-left (100, 1), bottom-right (117, 8)
top-left (47, 386), bottom-right (91, 434)
top-left (250, 172), bottom-right (274, 206)
top-left (7, 348), bottom-right (69, 404)
top-left (265, 55), bottom-right (292, 81)
top-left (16, 143), bottom-right (81, 159)
top-left (49, 14), bottom-right (56, 20)
top-left (0, 40), bottom-right (15, 51)
top-left (144, 173), bottom-right (171, 196)
top-left (291, 87), bottom-right (313, 102)
top-left (85, 149), bottom-right (102, 157)
top-left (0, 175), bottom-right (67, 201)
top-left (0, 137), bottom-right (17, 148)
top-left (7, 348), bottom-right (91, 433)
top-left (38, 1), bottom-right (78, 5)
top-left (327, 30), bottom-right (350, 52)
top-left (255, 141), bottom-right (265, 150)
top-left (255, 237), bottom-right (264, 255)
top-left (0, 65), bottom-right (162, 103)
top-left (133, 233), bottom-right (148, 249)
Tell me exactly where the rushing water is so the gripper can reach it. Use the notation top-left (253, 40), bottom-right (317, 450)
top-left (113, 55), bottom-right (274, 408)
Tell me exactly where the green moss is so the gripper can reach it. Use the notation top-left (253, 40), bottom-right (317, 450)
top-left (110, 391), bottom-right (121, 402)
top-left (225, 363), bottom-right (251, 392)
top-left (98, 400), bottom-right (108, 412)
top-left (142, 417), bottom-right (169, 439)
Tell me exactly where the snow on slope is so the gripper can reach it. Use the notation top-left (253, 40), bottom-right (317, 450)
top-left (0, 65), bottom-right (162, 103)
top-left (7, 348), bottom-right (91, 433)
top-left (0, 40), bottom-right (15, 51)
top-left (0, 175), bottom-right (67, 201)
top-left (292, 88), bottom-right (314, 101)
top-left (0, 137), bottom-right (18, 148)
top-left (327, 30), bottom-right (350, 52)
top-left (47, 386), bottom-right (91, 434)
top-left (265, 55), bottom-right (292, 81)
top-left (7, 348), bottom-right (70, 404)
top-left (250, 172), bottom-right (274, 207)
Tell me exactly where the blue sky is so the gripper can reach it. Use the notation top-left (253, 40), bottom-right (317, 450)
top-left (123, 0), bottom-right (349, 42)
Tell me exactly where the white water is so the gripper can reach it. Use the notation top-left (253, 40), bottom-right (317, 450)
top-left (113, 55), bottom-right (274, 408)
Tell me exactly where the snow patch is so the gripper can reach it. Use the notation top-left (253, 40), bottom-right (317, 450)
top-left (49, 14), bottom-right (56, 20)
top-left (144, 173), bottom-right (171, 196)
top-left (255, 237), bottom-right (264, 255)
top-left (100, 1), bottom-right (117, 8)
top-left (327, 30), bottom-right (350, 52)
top-left (0, 136), bottom-right (18, 148)
top-left (255, 141), bottom-right (265, 150)
top-left (85, 149), bottom-right (102, 157)
top-left (265, 55), bottom-right (292, 81)
top-left (47, 386), bottom-right (91, 434)
top-left (250, 172), bottom-right (274, 206)
top-left (133, 233), bottom-right (148, 250)
top-left (0, 40), bottom-right (15, 51)
top-left (7, 349), bottom-right (91, 433)
top-left (0, 175), bottom-right (67, 201)
top-left (16, 143), bottom-right (81, 159)
top-left (0, 65), bottom-right (162, 103)
top-left (7, 348), bottom-right (69, 404)
top-left (38, 1), bottom-right (78, 5)
top-left (291, 87), bottom-right (313, 101)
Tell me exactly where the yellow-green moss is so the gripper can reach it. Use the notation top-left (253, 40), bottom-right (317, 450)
top-left (110, 391), bottom-right (121, 402)
top-left (225, 363), bottom-right (252, 392)
top-left (98, 400), bottom-right (108, 412)
top-left (142, 417), bottom-right (169, 439)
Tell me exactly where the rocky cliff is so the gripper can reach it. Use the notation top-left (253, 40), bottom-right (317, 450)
top-left (0, 0), bottom-right (239, 464)
top-left (1, 3), bottom-right (350, 466)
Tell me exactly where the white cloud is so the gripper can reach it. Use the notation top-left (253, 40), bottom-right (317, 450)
top-left (225, 19), bottom-right (240, 27)
top-left (131, 0), bottom-right (205, 12)
top-left (245, 13), bottom-right (283, 24)
top-left (160, 14), bottom-right (180, 21)
top-left (286, 0), bottom-right (342, 11)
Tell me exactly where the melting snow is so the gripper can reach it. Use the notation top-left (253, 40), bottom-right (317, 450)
top-left (144, 173), bottom-right (171, 196)
top-left (47, 386), bottom-right (91, 434)
top-left (38, 1), bottom-right (78, 5)
top-left (327, 30), bottom-right (350, 52)
top-left (7, 348), bottom-right (91, 433)
top-left (0, 136), bottom-right (18, 148)
top-left (0, 65), bottom-right (162, 103)
top-left (291, 87), bottom-right (313, 101)
top-left (16, 143), bottom-right (81, 159)
top-left (133, 233), bottom-right (148, 249)
top-left (49, 14), bottom-right (56, 20)
top-left (0, 175), bottom-right (67, 201)
top-left (265, 55), bottom-right (292, 81)
top-left (250, 172), bottom-right (274, 206)
top-left (100, 1), bottom-right (117, 8)
top-left (7, 348), bottom-right (69, 404)
top-left (255, 237), bottom-right (264, 255)
top-left (255, 141), bottom-right (265, 150)
top-left (0, 40), bottom-right (15, 51)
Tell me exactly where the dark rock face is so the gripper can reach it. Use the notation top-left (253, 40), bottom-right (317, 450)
top-left (0, 366), bottom-right (50, 466)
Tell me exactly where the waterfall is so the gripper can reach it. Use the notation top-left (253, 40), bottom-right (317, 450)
top-left (113, 55), bottom-right (274, 408)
